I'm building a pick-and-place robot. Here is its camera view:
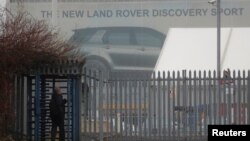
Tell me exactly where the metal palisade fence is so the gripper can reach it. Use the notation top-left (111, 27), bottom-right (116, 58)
top-left (81, 69), bottom-right (250, 141)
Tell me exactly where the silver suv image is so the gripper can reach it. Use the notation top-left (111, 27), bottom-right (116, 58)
top-left (69, 26), bottom-right (166, 75)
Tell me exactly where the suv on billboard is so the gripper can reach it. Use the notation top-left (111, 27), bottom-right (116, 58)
top-left (69, 26), bottom-right (166, 76)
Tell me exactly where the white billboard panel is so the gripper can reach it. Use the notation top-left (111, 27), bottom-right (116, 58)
top-left (154, 28), bottom-right (250, 74)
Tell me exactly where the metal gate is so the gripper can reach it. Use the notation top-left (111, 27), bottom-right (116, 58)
top-left (25, 59), bottom-right (83, 141)
top-left (27, 75), bottom-right (80, 141)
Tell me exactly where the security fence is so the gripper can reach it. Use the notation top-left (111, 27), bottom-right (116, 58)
top-left (81, 70), bottom-right (250, 141)
top-left (9, 69), bottom-right (250, 141)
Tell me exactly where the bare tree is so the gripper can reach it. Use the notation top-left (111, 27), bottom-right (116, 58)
top-left (0, 7), bottom-right (81, 138)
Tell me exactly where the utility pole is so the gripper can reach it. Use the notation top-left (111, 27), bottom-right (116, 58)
top-left (217, 0), bottom-right (221, 77)
top-left (208, 0), bottom-right (221, 77)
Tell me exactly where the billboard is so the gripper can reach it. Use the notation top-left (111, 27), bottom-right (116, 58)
top-left (7, 0), bottom-right (250, 73)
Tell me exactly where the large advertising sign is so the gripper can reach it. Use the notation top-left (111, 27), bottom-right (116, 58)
top-left (8, 1), bottom-right (250, 38)
top-left (7, 0), bottom-right (250, 73)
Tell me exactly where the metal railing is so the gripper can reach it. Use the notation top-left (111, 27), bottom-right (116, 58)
top-left (81, 70), bottom-right (250, 141)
